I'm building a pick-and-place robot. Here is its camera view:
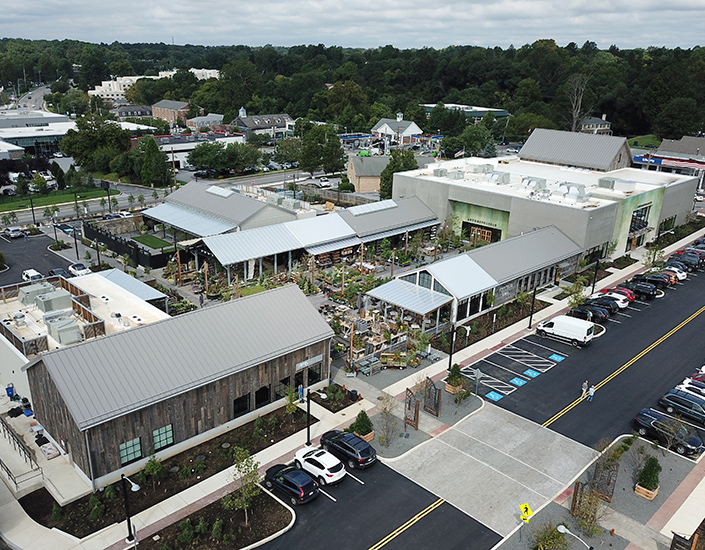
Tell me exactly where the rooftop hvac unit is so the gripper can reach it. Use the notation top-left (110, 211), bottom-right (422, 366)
top-left (45, 316), bottom-right (82, 345)
top-left (613, 179), bottom-right (637, 193)
top-left (34, 289), bottom-right (72, 313)
top-left (447, 170), bottom-right (464, 180)
top-left (521, 177), bottom-right (546, 190)
top-left (493, 171), bottom-right (511, 184)
top-left (598, 177), bottom-right (616, 190)
top-left (432, 168), bottom-right (448, 177)
top-left (19, 282), bottom-right (55, 305)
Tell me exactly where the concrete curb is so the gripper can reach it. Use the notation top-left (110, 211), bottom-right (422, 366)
top-left (241, 487), bottom-right (296, 550)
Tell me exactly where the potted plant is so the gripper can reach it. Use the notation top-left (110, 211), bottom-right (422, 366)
top-left (348, 410), bottom-right (374, 443)
top-left (445, 363), bottom-right (464, 394)
top-left (635, 455), bottom-right (661, 500)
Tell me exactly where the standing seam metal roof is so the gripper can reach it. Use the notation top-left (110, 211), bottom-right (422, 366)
top-left (519, 128), bottom-right (628, 171)
top-left (366, 279), bottom-right (453, 315)
top-left (336, 196), bottom-right (437, 238)
top-left (26, 285), bottom-right (333, 430)
top-left (141, 203), bottom-right (237, 237)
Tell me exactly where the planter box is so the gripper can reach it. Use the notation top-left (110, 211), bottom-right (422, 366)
top-left (355, 430), bottom-right (375, 443)
top-left (445, 382), bottom-right (463, 394)
top-left (635, 483), bottom-right (659, 500)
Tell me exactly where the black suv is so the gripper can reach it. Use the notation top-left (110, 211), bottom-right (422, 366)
top-left (570, 305), bottom-right (609, 323)
top-left (583, 297), bottom-right (618, 314)
top-left (618, 281), bottom-right (657, 300)
top-left (320, 430), bottom-right (377, 469)
top-left (633, 408), bottom-right (704, 455)
top-left (263, 465), bottom-right (319, 506)
top-left (659, 389), bottom-right (705, 425)
top-left (632, 273), bottom-right (669, 289)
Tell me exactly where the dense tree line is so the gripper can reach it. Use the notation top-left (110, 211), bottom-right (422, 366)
top-left (2, 38), bottom-right (704, 140)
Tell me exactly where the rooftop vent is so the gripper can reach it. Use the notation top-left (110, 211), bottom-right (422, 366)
top-left (598, 177), bottom-right (616, 190)
top-left (433, 168), bottom-right (448, 178)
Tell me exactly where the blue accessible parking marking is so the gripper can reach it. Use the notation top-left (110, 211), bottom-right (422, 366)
top-left (485, 391), bottom-right (504, 401)
top-left (510, 377), bottom-right (527, 386)
top-left (524, 369), bottom-right (540, 378)
top-left (548, 354), bottom-right (565, 362)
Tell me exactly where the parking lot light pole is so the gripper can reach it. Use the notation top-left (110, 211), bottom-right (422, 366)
top-left (557, 525), bottom-right (593, 550)
top-left (306, 389), bottom-right (311, 446)
top-left (591, 258), bottom-right (600, 295)
top-left (28, 196), bottom-right (36, 225)
top-left (528, 286), bottom-right (538, 329)
top-left (121, 474), bottom-right (140, 544)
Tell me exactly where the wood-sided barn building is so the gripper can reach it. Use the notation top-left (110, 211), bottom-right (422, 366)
top-left (23, 285), bottom-right (333, 488)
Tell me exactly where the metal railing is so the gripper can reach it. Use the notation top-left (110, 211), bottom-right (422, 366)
top-left (0, 413), bottom-right (43, 490)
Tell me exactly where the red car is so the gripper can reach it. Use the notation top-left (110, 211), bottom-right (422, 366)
top-left (600, 287), bottom-right (635, 302)
top-left (691, 372), bottom-right (705, 383)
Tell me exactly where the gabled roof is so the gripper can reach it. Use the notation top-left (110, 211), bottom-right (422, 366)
top-left (96, 269), bottom-right (167, 302)
top-left (468, 226), bottom-right (582, 283)
top-left (519, 128), bottom-right (628, 171)
top-left (371, 118), bottom-right (421, 135)
top-left (350, 156), bottom-right (391, 177)
top-left (234, 114), bottom-right (293, 129)
top-left (141, 181), bottom-right (290, 236)
top-left (336, 197), bottom-right (436, 238)
top-left (26, 285), bottom-right (333, 430)
top-left (152, 99), bottom-right (189, 110)
top-left (367, 279), bottom-right (452, 316)
top-left (658, 136), bottom-right (705, 157)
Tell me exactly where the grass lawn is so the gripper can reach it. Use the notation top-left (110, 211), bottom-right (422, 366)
top-left (629, 134), bottom-right (661, 148)
top-left (0, 188), bottom-right (119, 213)
top-left (133, 233), bottom-right (174, 250)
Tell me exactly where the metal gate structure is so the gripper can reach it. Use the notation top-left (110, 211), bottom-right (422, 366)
top-left (423, 377), bottom-right (442, 417)
top-left (405, 388), bottom-right (419, 430)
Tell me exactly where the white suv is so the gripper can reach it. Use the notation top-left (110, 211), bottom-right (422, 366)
top-left (22, 269), bottom-right (44, 282)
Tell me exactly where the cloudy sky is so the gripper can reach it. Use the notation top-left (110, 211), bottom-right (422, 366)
top-left (4, 0), bottom-right (703, 50)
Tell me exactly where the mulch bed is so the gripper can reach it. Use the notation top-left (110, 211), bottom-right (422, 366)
top-left (139, 491), bottom-right (291, 550)
top-left (309, 383), bottom-right (355, 414)
top-left (19, 407), bottom-right (315, 539)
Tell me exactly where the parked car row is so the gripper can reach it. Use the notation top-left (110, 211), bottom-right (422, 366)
top-left (263, 431), bottom-right (377, 506)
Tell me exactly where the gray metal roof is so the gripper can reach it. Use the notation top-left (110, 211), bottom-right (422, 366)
top-left (359, 219), bottom-right (439, 244)
top-left (426, 255), bottom-right (497, 300)
top-left (152, 99), bottom-right (189, 110)
top-left (519, 128), bottom-right (629, 171)
top-left (96, 269), bottom-right (167, 302)
top-left (370, 118), bottom-right (421, 135)
top-left (306, 236), bottom-right (362, 255)
top-left (286, 214), bottom-right (356, 247)
top-left (367, 279), bottom-right (452, 316)
top-left (337, 197), bottom-right (437, 238)
top-left (167, 182), bottom-right (271, 226)
top-left (657, 136), bottom-right (705, 157)
top-left (141, 202), bottom-right (236, 237)
top-left (28, 285), bottom-right (333, 430)
top-left (206, 224), bottom-right (302, 265)
top-left (350, 156), bottom-right (390, 177)
top-left (468, 226), bottom-right (582, 283)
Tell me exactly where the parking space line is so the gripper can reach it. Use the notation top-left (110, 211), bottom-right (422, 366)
top-left (616, 312), bottom-right (631, 317)
top-left (319, 488), bottom-right (337, 502)
top-left (496, 348), bottom-right (556, 373)
top-left (542, 304), bottom-right (705, 427)
top-left (648, 407), bottom-right (703, 432)
top-left (480, 374), bottom-right (516, 395)
top-left (521, 338), bottom-right (570, 356)
top-left (346, 472), bottom-right (364, 485)
top-left (607, 318), bottom-right (622, 324)
top-left (464, 359), bottom-right (531, 381)
top-left (626, 305), bottom-right (642, 311)
top-left (634, 300), bottom-right (650, 305)
top-left (368, 498), bottom-right (445, 550)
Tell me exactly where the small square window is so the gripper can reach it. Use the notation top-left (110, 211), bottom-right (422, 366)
top-left (119, 437), bottom-right (142, 465)
top-left (153, 425), bottom-right (174, 452)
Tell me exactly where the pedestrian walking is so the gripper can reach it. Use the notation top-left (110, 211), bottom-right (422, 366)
top-left (581, 380), bottom-right (588, 399)
top-left (199, 293), bottom-right (204, 308)
top-left (588, 385), bottom-right (595, 402)
top-left (298, 384), bottom-right (304, 403)
top-left (23, 232), bottom-right (29, 241)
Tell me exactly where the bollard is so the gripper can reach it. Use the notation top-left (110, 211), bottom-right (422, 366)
top-left (611, 529), bottom-right (615, 537)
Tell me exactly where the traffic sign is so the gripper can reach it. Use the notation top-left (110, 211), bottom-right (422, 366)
top-left (520, 514), bottom-right (530, 524)
top-left (520, 503), bottom-right (533, 517)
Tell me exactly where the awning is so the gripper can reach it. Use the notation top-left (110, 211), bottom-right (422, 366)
top-left (359, 219), bottom-right (439, 243)
top-left (306, 236), bottom-right (362, 256)
top-left (141, 203), bottom-right (236, 237)
top-left (367, 279), bottom-right (452, 316)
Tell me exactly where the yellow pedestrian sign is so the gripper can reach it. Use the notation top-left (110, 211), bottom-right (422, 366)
top-left (520, 503), bottom-right (533, 523)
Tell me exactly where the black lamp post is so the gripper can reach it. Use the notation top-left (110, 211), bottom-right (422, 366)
top-left (306, 389), bottom-right (311, 446)
top-left (591, 258), bottom-right (600, 295)
top-left (28, 196), bottom-right (36, 225)
top-left (121, 474), bottom-right (140, 544)
top-left (528, 286), bottom-right (538, 329)
top-left (447, 323), bottom-right (456, 373)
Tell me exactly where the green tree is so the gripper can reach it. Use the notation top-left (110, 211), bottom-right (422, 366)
top-left (187, 141), bottom-right (225, 172)
top-left (380, 149), bottom-right (418, 200)
top-left (273, 137), bottom-right (302, 164)
top-left (321, 127), bottom-right (346, 174)
top-left (300, 124), bottom-right (326, 176)
top-left (61, 115), bottom-right (132, 170)
top-left (223, 142), bottom-right (261, 172)
top-left (140, 137), bottom-right (169, 188)
top-left (30, 173), bottom-right (47, 194)
top-left (221, 447), bottom-right (260, 526)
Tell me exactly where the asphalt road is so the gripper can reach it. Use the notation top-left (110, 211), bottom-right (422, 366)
top-left (262, 462), bottom-right (501, 550)
top-left (0, 233), bottom-right (71, 286)
top-left (491, 274), bottom-right (705, 448)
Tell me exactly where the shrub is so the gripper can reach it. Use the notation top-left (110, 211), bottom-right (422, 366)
top-left (194, 517), bottom-right (209, 535)
top-left (637, 455), bottom-right (662, 491)
top-left (532, 521), bottom-right (569, 550)
top-left (348, 410), bottom-right (373, 436)
top-left (51, 503), bottom-right (63, 521)
top-left (88, 500), bottom-right (105, 521)
top-left (193, 459), bottom-right (207, 474)
top-left (211, 518), bottom-right (224, 539)
top-left (178, 466), bottom-right (192, 480)
top-left (447, 363), bottom-right (463, 387)
top-left (103, 484), bottom-right (117, 500)
top-left (177, 519), bottom-right (194, 545)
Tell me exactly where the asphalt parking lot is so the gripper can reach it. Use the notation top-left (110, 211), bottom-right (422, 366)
top-left (0, 232), bottom-right (72, 286)
top-left (262, 462), bottom-right (501, 550)
top-left (467, 270), bottom-right (705, 450)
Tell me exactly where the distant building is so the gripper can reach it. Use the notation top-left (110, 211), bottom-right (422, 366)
top-left (230, 107), bottom-right (294, 140)
top-left (371, 117), bottom-right (423, 146)
top-left (89, 69), bottom-right (220, 101)
top-left (347, 156), bottom-right (390, 193)
top-left (633, 135), bottom-right (705, 189)
top-left (152, 100), bottom-right (191, 125)
top-left (420, 103), bottom-right (510, 124)
top-left (579, 115), bottom-right (612, 135)
top-left (187, 113), bottom-right (224, 130)
top-left (110, 105), bottom-right (152, 121)
top-left (0, 139), bottom-right (23, 159)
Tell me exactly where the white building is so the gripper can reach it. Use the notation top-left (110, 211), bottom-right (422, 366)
top-left (89, 69), bottom-right (220, 101)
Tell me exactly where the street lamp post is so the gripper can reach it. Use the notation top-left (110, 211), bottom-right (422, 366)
top-left (557, 525), bottom-right (593, 550)
top-left (28, 196), bottom-right (36, 225)
top-left (306, 389), bottom-right (311, 445)
top-left (121, 474), bottom-right (141, 544)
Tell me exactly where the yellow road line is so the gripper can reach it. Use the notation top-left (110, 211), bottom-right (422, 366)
top-left (368, 498), bottom-right (445, 550)
top-left (543, 304), bottom-right (705, 427)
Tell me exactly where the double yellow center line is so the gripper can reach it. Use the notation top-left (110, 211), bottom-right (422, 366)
top-left (543, 303), bottom-right (705, 427)
top-left (368, 498), bottom-right (445, 550)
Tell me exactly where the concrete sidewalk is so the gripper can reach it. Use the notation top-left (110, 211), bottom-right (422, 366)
top-left (2, 226), bottom-right (705, 550)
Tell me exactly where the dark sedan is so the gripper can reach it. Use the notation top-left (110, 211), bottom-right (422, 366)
top-left (320, 430), bottom-right (377, 470)
top-left (570, 305), bottom-right (609, 323)
top-left (617, 281), bottom-right (657, 299)
top-left (263, 465), bottom-right (319, 506)
top-left (633, 408), bottom-right (704, 455)
top-left (583, 297), bottom-right (618, 314)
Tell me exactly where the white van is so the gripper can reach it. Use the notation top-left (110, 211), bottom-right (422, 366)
top-left (536, 315), bottom-right (594, 347)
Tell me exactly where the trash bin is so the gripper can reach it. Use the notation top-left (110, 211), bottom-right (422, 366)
top-left (350, 389), bottom-right (358, 402)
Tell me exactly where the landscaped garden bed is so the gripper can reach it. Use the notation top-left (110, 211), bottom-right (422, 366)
top-left (19, 407), bottom-right (316, 539)
top-left (310, 383), bottom-right (355, 413)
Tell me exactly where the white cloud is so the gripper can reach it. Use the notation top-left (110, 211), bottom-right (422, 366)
top-left (3, 0), bottom-right (703, 50)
